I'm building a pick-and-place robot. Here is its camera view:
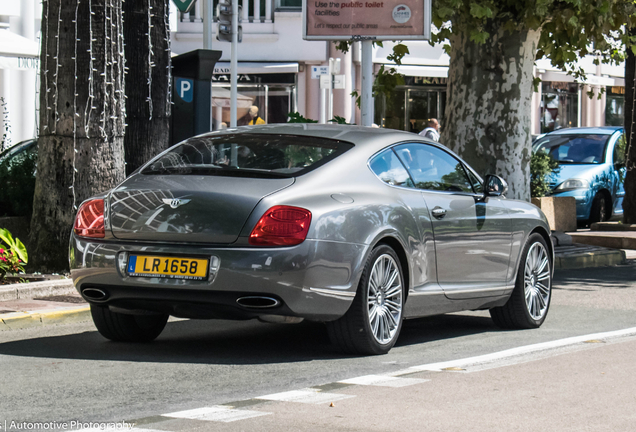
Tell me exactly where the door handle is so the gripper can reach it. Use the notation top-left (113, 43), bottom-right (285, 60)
top-left (431, 207), bottom-right (446, 219)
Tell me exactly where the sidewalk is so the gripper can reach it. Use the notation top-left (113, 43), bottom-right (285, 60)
top-left (0, 279), bottom-right (90, 330)
top-left (567, 222), bottom-right (636, 250)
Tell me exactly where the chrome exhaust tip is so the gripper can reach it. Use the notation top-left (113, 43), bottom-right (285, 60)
top-left (236, 296), bottom-right (280, 309)
top-left (82, 288), bottom-right (109, 302)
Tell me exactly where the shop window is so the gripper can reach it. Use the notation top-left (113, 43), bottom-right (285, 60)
top-left (605, 86), bottom-right (625, 127)
top-left (375, 83), bottom-right (446, 132)
top-left (277, 0), bottom-right (301, 9)
top-left (540, 82), bottom-right (579, 133)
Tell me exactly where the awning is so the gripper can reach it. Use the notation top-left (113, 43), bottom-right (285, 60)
top-left (213, 62), bottom-right (299, 75)
top-left (0, 29), bottom-right (39, 70)
top-left (387, 65), bottom-right (448, 78)
top-left (211, 87), bottom-right (254, 108)
top-left (540, 70), bottom-right (615, 87)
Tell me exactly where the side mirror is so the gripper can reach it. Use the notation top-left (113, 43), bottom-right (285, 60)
top-left (484, 174), bottom-right (508, 197)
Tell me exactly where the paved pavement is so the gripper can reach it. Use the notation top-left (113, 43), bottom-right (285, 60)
top-left (113, 330), bottom-right (636, 432)
top-left (1, 261), bottom-right (635, 431)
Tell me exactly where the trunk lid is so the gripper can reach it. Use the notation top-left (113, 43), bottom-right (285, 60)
top-left (109, 174), bottom-right (294, 243)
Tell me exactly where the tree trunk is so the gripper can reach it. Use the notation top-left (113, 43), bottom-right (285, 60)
top-left (30, 0), bottom-right (126, 271)
top-left (624, 29), bottom-right (636, 224)
top-left (123, 0), bottom-right (171, 175)
top-left (442, 29), bottom-right (541, 201)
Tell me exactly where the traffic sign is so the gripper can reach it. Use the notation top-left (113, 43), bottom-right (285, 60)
top-left (172, 0), bottom-right (196, 13)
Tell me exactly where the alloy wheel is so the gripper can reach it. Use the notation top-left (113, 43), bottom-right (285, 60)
top-left (367, 254), bottom-right (403, 344)
top-left (523, 242), bottom-right (551, 320)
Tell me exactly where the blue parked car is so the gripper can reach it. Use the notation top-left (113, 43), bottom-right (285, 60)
top-left (533, 127), bottom-right (626, 224)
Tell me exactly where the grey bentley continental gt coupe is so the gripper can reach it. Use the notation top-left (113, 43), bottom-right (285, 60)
top-left (70, 124), bottom-right (553, 355)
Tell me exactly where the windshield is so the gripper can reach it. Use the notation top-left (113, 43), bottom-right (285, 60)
top-left (533, 134), bottom-right (610, 164)
top-left (142, 134), bottom-right (353, 178)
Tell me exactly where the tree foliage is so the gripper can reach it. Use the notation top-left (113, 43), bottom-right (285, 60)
top-left (430, 0), bottom-right (636, 80)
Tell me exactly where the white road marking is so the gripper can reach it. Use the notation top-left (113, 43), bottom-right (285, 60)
top-left (163, 406), bottom-right (270, 423)
top-left (390, 327), bottom-right (636, 375)
top-left (256, 388), bottom-right (355, 404)
top-left (339, 374), bottom-right (429, 387)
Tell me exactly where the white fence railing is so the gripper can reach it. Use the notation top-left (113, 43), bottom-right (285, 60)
top-left (180, 0), bottom-right (274, 23)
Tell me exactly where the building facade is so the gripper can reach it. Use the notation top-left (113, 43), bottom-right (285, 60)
top-left (0, 0), bottom-right (40, 148)
top-left (0, 0), bottom-right (628, 149)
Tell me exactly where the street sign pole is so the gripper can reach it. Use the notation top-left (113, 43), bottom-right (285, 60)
top-left (360, 40), bottom-right (373, 127)
top-left (202, 0), bottom-right (213, 49)
top-left (230, 0), bottom-right (238, 127)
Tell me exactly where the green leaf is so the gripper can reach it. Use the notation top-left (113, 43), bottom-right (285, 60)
top-left (12, 237), bottom-right (27, 264)
top-left (469, 30), bottom-right (490, 44)
top-left (0, 228), bottom-right (15, 249)
top-left (469, 3), bottom-right (492, 19)
top-left (287, 112), bottom-right (318, 123)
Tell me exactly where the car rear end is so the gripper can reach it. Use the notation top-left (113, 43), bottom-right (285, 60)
top-left (69, 131), bottom-right (361, 322)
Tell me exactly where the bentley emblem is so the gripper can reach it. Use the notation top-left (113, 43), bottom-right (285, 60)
top-left (162, 198), bottom-right (191, 209)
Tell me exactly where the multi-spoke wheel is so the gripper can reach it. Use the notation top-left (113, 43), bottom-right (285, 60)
top-left (490, 233), bottom-right (552, 329)
top-left (327, 244), bottom-right (405, 355)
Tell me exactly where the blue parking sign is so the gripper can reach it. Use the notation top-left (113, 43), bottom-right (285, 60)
top-left (176, 78), bottom-right (193, 103)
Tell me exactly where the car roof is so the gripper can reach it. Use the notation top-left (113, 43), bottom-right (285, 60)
top-left (545, 126), bottom-right (623, 136)
top-left (195, 123), bottom-right (442, 156)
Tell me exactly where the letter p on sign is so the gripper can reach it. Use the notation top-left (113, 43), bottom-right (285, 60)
top-left (176, 78), bottom-right (193, 103)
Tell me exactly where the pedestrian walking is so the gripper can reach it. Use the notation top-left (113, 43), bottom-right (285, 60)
top-left (247, 106), bottom-right (266, 125)
top-left (419, 118), bottom-right (440, 142)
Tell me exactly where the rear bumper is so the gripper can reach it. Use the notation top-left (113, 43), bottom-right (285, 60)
top-left (69, 235), bottom-right (366, 321)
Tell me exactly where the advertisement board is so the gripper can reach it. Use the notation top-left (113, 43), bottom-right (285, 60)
top-left (303, 0), bottom-right (431, 41)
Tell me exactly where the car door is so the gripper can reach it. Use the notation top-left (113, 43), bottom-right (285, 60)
top-left (394, 143), bottom-right (512, 299)
top-left (368, 148), bottom-right (439, 301)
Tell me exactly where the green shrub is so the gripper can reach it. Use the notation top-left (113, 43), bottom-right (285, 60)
top-left (0, 144), bottom-right (37, 217)
top-left (530, 150), bottom-right (560, 198)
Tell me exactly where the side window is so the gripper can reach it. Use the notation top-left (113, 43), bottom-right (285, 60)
top-left (369, 149), bottom-right (414, 188)
top-left (394, 143), bottom-right (474, 193)
top-left (465, 168), bottom-right (483, 193)
top-left (614, 134), bottom-right (626, 167)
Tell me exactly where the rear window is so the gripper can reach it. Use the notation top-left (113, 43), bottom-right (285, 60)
top-left (142, 134), bottom-right (353, 178)
top-left (534, 134), bottom-right (610, 164)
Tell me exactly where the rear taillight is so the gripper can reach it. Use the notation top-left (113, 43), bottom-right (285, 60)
top-left (73, 199), bottom-right (105, 238)
top-left (249, 205), bottom-right (312, 246)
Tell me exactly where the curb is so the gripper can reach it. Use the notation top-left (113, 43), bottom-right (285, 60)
top-left (0, 306), bottom-right (90, 331)
top-left (590, 222), bottom-right (636, 231)
top-left (568, 234), bottom-right (636, 250)
top-left (0, 279), bottom-right (75, 301)
top-left (554, 248), bottom-right (626, 270)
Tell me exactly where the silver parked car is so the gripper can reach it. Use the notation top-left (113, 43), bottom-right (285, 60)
top-left (70, 124), bottom-right (554, 355)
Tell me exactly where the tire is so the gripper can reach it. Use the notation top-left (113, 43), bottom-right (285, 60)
top-left (91, 305), bottom-right (168, 342)
top-left (326, 244), bottom-right (405, 355)
top-left (490, 233), bottom-right (552, 329)
top-left (589, 193), bottom-right (609, 224)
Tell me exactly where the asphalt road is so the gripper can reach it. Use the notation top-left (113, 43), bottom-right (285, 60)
top-left (0, 261), bottom-right (635, 429)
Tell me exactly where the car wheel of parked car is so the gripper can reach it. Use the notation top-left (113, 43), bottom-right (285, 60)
top-left (490, 233), bottom-right (552, 329)
top-left (91, 305), bottom-right (169, 342)
top-left (326, 244), bottom-right (404, 355)
top-left (589, 192), bottom-right (609, 224)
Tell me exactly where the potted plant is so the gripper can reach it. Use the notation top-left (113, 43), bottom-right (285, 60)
top-left (530, 151), bottom-right (576, 232)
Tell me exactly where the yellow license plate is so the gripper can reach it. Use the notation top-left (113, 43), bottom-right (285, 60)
top-left (127, 255), bottom-right (209, 280)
